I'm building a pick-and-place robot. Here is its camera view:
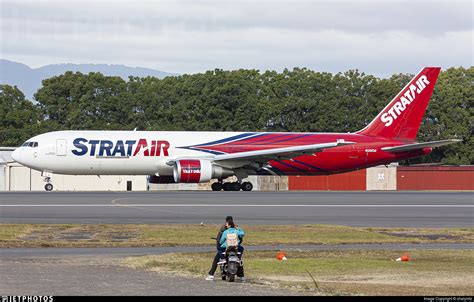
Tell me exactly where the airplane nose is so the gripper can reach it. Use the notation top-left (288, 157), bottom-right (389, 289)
top-left (11, 148), bottom-right (21, 163)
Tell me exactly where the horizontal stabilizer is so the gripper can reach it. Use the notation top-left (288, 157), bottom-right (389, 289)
top-left (381, 139), bottom-right (462, 153)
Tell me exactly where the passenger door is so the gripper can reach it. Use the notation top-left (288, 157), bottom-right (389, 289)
top-left (56, 139), bottom-right (67, 156)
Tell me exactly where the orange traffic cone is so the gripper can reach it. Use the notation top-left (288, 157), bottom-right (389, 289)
top-left (277, 251), bottom-right (287, 261)
top-left (395, 252), bottom-right (410, 262)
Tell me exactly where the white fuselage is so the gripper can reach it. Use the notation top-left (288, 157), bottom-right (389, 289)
top-left (11, 130), bottom-right (246, 175)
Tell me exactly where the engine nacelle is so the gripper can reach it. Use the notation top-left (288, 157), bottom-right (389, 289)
top-left (173, 159), bottom-right (233, 183)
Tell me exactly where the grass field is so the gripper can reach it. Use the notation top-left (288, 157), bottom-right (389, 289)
top-left (122, 249), bottom-right (474, 296)
top-left (2, 223), bottom-right (472, 295)
top-left (0, 224), bottom-right (472, 248)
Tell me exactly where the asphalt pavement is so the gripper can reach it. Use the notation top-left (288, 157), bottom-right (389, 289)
top-left (1, 191), bottom-right (472, 227)
top-left (0, 253), bottom-right (298, 296)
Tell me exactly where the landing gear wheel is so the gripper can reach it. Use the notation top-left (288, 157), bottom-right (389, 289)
top-left (241, 182), bottom-right (253, 191)
top-left (44, 183), bottom-right (53, 191)
top-left (211, 182), bottom-right (223, 191)
top-left (231, 182), bottom-right (241, 191)
top-left (222, 182), bottom-right (231, 191)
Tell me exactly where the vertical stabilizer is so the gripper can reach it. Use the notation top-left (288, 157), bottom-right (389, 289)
top-left (357, 67), bottom-right (441, 140)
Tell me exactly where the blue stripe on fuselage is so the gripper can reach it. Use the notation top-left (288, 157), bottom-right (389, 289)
top-left (192, 132), bottom-right (259, 147)
top-left (291, 158), bottom-right (328, 173)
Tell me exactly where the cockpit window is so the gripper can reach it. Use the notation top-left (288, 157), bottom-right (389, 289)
top-left (21, 141), bottom-right (38, 147)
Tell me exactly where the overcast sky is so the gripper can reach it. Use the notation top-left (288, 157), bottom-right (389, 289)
top-left (1, 0), bottom-right (472, 77)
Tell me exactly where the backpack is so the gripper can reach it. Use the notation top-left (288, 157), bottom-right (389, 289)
top-left (226, 232), bottom-right (238, 247)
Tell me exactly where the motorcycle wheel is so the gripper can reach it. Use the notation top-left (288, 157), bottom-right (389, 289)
top-left (228, 274), bottom-right (235, 282)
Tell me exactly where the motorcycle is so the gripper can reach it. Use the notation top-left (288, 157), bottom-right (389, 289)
top-left (219, 245), bottom-right (243, 282)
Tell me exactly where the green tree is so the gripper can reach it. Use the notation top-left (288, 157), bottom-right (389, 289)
top-left (34, 71), bottom-right (131, 130)
top-left (417, 67), bottom-right (473, 164)
top-left (3, 67), bottom-right (471, 164)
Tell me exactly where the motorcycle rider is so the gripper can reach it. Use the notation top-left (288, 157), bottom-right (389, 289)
top-left (218, 219), bottom-right (246, 282)
top-left (205, 216), bottom-right (234, 281)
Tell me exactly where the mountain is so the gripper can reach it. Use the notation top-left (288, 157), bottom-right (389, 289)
top-left (0, 59), bottom-right (178, 100)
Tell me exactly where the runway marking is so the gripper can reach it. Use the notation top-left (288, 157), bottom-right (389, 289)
top-left (111, 197), bottom-right (198, 215)
top-left (0, 204), bottom-right (472, 207)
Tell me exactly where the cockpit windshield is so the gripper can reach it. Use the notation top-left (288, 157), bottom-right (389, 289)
top-left (21, 141), bottom-right (39, 147)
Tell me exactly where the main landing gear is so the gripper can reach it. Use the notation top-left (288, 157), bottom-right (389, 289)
top-left (211, 181), bottom-right (253, 191)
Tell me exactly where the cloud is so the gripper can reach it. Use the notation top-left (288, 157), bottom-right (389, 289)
top-left (1, 0), bottom-right (472, 76)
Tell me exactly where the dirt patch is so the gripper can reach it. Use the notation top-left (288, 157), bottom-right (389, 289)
top-left (244, 269), bottom-right (474, 287)
top-left (380, 232), bottom-right (460, 240)
top-left (122, 249), bottom-right (474, 296)
top-left (261, 272), bottom-right (474, 295)
top-left (320, 281), bottom-right (470, 296)
top-left (58, 232), bottom-right (94, 241)
top-left (17, 225), bottom-right (139, 244)
top-left (110, 235), bottom-right (134, 241)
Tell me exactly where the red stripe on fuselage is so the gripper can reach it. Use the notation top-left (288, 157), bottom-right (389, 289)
top-left (191, 133), bottom-right (431, 175)
top-left (197, 133), bottom-right (325, 154)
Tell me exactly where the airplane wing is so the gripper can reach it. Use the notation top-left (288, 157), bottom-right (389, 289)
top-left (0, 147), bottom-right (16, 151)
top-left (213, 140), bottom-right (354, 163)
top-left (167, 140), bottom-right (354, 167)
top-left (381, 139), bottom-right (462, 153)
top-left (0, 147), bottom-right (17, 164)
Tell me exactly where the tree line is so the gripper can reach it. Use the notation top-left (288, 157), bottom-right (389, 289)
top-left (1, 67), bottom-right (472, 165)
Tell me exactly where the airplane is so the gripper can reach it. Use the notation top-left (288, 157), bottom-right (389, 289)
top-left (11, 67), bottom-right (461, 191)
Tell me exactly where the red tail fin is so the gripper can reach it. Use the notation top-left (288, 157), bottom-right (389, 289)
top-left (357, 67), bottom-right (441, 140)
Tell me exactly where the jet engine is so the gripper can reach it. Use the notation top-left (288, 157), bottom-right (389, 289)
top-left (173, 159), bottom-right (233, 183)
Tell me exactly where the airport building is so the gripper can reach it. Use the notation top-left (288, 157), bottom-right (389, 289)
top-left (1, 148), bottom-right (472, 191)
top-left (1, 148), bottom-right (147, 191)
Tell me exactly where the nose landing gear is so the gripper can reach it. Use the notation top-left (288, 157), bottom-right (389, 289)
top-left (42, 172), bottom-right (54, 191)
top-left (44, 183), bottom-right (53, 191)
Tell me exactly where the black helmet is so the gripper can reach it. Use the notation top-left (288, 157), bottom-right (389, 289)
top-left (225, 216), bottom-right (233, 222)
